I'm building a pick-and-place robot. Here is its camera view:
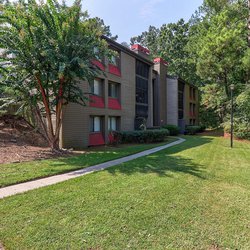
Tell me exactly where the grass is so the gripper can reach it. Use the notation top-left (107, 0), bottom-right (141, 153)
top-left (0, 138), bottom-right (177, 188)
top-left (0, 136), bottom-right (250, 249)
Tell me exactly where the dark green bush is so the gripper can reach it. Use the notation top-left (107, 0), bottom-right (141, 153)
top-left (223, 121), bottom-right (250, 140)
top-left (185, 126), bottom-right (202, 135)
top-left (199, 125), bottom-right (206, 132)
top-left (115, 129), bottom-right (169, 143)
top-left (161, 125), bottom-right (180, 136)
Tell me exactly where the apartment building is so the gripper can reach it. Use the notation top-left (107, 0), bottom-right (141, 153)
top-left (167, 76), bottom-right (199, 133)
top-left (61, 37), bottom-right (199, 148)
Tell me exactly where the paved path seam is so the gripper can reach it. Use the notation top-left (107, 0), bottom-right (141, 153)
top-left (0, 137), bottom-right (186, 199)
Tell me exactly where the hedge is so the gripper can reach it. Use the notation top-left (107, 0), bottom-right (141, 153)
top-left (161, 125), bottom-right (180, 136)
top-left (114, 129), bottom-right (169, 143)
top-left (186, 126), bottom-right (201, 135)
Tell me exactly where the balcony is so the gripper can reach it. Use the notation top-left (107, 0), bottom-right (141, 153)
top-left (108, 64), bottom-right (121, 77)
top-left (89, 132), bottom-right (105, 146)
top-left (108, 97), bottom-right (121, 110)
top-left (89, 95), bottom-right (105, 108)
top-left (91, 59), bottom-right (105, 71)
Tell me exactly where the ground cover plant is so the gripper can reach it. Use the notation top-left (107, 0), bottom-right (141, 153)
top-left (0, 136), bottom-right (249, 249)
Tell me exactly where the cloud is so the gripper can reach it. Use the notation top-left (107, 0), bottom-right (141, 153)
top-left (139, 0), bottom-right (164, 19)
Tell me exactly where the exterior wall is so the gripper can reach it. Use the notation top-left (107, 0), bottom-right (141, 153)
top-left (184, 85), bottom-right (199, 126)
top-left (60, 39), bottom-right (199, 148)
top-left (153, 63), bottom-right (168, 126)
top-left (166, 78), bottom-right (178, 126)
top-left (166, 77), bottom-right (199, 130)
top-left (147, 67), bottom-right (154, 127)
top-left (120, 51), bottom-right (136, 131)
top-left (61, 51), bottom-right (136, 149)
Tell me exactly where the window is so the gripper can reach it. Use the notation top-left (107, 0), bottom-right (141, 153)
top-left (178, 82), bottom-right (184, 119)
top-left (136, 60), bottom-right (149, 118)
top-left (190, 87), bottom-right (193, 99)
top-left (136, 77), bottom-right (148, 104)
top-left (109, 50), bottom-right (120, 66)
top-left (108, 82), bottom-right (119, 98)
top-left (90, 79), bottom-right (103, 96)
top-left (108, 117), bottom-right (119, 131)
top-left (193, 104), bottom-right (196, 116)
top-left (136, 60), bottom-right (149, 78)
top-left (193, 88), bottom-right (196, 100)
top-left (90, 116), bottom-right (102, 132)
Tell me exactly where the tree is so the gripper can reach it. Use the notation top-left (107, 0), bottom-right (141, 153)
top-left (158, 19), bottom-right (196, 82)
top-left (0, 0), bottom-right (109, 150)
top-left (188, 1), bottom-right (248, 98)
top-left (130, 25), bottom-right (160, 57)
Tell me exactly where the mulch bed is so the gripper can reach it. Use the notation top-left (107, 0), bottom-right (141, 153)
top-left (0, 115), bottom-right (71, 164)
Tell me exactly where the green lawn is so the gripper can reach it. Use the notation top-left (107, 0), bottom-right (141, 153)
top-left (0, 138), bottom-right (177, 188)
top-left (0, 136), bottom-right (250, 249)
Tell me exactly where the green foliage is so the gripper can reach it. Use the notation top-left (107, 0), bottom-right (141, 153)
top-left (223, 120), bottom-right (250, 140)
top-left (235, 87), bottom-right (250, 124)
top-left (223, 87), bottom-right (250, 140)
top-left (161, 125), bottom-right (180, 136)
top-left (130, 20), bottom-right (200, 84)
top-left (0, 0), bottom-right (110, 149)
top-left (185, 126), bottom-right (203, 135)
top-left (187, 1), bottom-right (248, 97)
top-left (130, 25), bottom-right (160, 57)
top-left (199, 84), bottom-right (228, 127)
top-left (115, 129), bottom-right (169, 144)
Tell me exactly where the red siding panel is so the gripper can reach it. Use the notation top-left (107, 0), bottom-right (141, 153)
top-left (108, 97), bottom-right (121, 110)
top-left (89, 95), bottom-right (105, 108)
top-left (92, 60), bottom-right (105, 71)
top-left (108, 64), bottom-right (121, 76)
top-left (89, 133), bottom-right (105, 146)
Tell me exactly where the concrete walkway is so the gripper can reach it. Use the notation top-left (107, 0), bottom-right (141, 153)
top-left (0, 137), bottom-right (185, 199)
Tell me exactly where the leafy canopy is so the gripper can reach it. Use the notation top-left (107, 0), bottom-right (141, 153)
top-left (0, 0), bottom-right (110, 149)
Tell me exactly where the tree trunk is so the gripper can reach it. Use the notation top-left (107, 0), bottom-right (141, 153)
top-left (35, 75), bottom-right (62, 151)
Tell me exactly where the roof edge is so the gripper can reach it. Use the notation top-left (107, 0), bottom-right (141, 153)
top-left (102, 36), bottom-right (154, 65)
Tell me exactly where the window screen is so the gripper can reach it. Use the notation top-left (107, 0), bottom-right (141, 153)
top-left (90, 79), bottom-right (103, 96)
top-left (108, 82), bottom-right (119, 98)
top-left (108, 117), bottom-right (118, 131)
top-left (90, 116), bottom-right (102, 132)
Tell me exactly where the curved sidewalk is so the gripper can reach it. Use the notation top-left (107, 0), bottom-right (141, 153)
top-left (0, 137), bottom-right (185, 199)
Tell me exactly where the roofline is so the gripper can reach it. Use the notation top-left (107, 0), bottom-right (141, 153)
top-left (167, 75), bottom-right (198, 89)
top-left (102, 36), bottom-right (154, 66)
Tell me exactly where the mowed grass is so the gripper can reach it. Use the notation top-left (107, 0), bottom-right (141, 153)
top-left (0, 136), bottom-right (250, 249)
top-left (0, 138), bottom-right (176, 188)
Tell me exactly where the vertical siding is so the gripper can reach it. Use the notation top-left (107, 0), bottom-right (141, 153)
top-left (166, 78), bottom-right (178, 126)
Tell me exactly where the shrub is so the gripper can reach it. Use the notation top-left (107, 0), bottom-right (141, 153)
top-left (161, 125), bottom-right (180, 136)
top-left (185, 126), bottom-right (202, 135)
top-left (199, 125), bottom-right (206, 132)
top-left (223, 121), bottom-right (250, 140)
top-left (115, 129), bottom-right (169, 143)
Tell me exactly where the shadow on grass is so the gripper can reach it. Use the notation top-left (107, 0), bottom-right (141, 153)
top-left (106, 155), bottom-right (206, 179)
top-left (102, 136), bottom-right (213, 179)
top-left (51, 136), bottom-right (212, 179)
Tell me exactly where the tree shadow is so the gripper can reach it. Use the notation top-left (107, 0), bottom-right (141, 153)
top-left (104, 136), bottom-right (213, 179)
top-left (106, 155), bottom-right (206, 179)
top-left (49, 136), bottom-right (213, 180)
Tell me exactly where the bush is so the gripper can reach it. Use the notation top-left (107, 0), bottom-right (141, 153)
top-left (223, 121), bottom-right (250, 140)
top-left (199, 125), bottom-right (206, 132)
top-left (115, 129), bottom-right (169, 143)
top-left (161, 125), bottom-right (180, 136)
top-left (185, 126), bottom-right (202, 135)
